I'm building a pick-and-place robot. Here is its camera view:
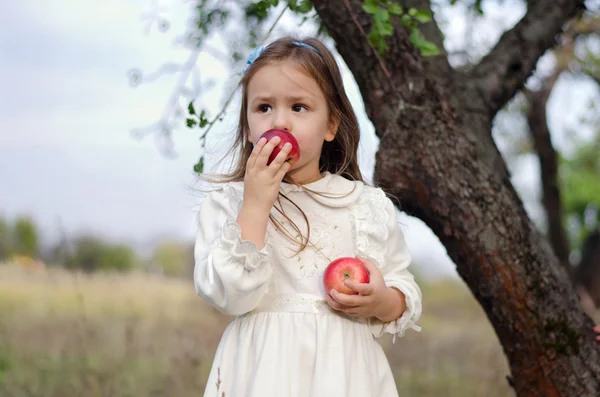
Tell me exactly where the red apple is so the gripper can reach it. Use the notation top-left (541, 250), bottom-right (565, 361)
top-left (323, 257), bottom-right (370, 295)
top-left (256, 129), bottom-right (300, 166)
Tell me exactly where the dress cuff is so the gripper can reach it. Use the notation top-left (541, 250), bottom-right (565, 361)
top-left (367, 284), bottom-right (422, 343)
top-left (219, 218), bottom-right (271, 271)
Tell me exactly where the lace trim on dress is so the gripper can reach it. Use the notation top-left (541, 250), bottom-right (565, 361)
top-left (219, 218), bottom-right (271, 272)
top-left (349, 187), bottom-right (389, 268)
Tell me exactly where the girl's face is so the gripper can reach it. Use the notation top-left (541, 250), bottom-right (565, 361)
top-left (246, 60), bottom-right (337, 184)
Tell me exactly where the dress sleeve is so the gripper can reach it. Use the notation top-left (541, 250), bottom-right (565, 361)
top-left (193, 186), bottom-right (273, 316)
top-left (366, 195), bottom-right (422, 343)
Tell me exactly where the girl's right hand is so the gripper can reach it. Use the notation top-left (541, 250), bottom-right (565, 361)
top-left (242, 136), bottom-right (292, 213)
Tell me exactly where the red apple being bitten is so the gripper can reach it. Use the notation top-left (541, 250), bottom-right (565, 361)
top-left (256, 129), bottom-right (300, 166)
top-left (323, 257), bottom-right (370, 295)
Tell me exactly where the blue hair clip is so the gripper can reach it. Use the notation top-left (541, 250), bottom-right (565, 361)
top-left (242, 41), bottom-right (321, 76)
top-left (243, 45), bottom-right (265, 76)
top-left (292, 41), bottom-right (321, 55)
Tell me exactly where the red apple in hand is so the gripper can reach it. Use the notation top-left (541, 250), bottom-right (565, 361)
top-left (256, 129), bottom-right (300, 166)
top-left (323, 257), bottom-right (370, 295)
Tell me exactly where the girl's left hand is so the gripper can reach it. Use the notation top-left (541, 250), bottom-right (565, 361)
top-left (325, 256), bottom-right (402, 319)
top-left (594, 325), bottom-right (600, 341)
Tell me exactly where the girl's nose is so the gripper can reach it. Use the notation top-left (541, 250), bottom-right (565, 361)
top-left (272, 109), bottom-right (291, 131)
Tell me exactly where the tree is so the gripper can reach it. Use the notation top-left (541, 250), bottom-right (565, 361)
top-left (0, 216), bottom-right (11, 261)
top-left (496, 12), bottom-right (600, 303)
top-left (131, 0), bottom-right (600, 394)
top-left (150, 240), bottom-right (194, 278)
top-left (12, 216), bottom-right (39, 258)
top-left (65, 236), bottom-right (138, 273)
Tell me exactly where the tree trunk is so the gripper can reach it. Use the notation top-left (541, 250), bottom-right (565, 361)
top-left (524, 74), bottom-right (572, 276)
top-left (313, 0), bottom-right (600, 395)
top-left (576, 229), bottom-right (600, 307)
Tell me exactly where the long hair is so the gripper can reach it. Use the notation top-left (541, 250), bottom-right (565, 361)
top-left (201, 36), bottom-right (366, 255)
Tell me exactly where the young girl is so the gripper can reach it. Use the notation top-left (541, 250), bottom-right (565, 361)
top-left (194, 36), bottom-right (422, 397)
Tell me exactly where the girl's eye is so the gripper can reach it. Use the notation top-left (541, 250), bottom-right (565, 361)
top-left (292, 104), bottom-right (307, 112)
top-left (258, 104), bottom-right (271, 113)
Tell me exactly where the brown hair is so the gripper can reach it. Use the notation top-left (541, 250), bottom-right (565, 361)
top-left (201, 36), bottom-right (366, 255)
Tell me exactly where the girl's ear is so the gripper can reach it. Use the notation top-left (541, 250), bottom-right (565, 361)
top-left (325, 116), bottom-right (339, 142)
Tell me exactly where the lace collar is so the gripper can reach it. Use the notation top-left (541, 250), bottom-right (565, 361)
top-left (279, 172), bottom-right (364, 208)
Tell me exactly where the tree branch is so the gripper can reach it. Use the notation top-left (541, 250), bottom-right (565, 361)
top-left (522, 12), bottom-right (598, 278)
top-left (524, 71), bottom-right (572, 278)
top-left (470, 0), bottom-right (586, 118)
top-left (394, 0), bottom-right (456, 90)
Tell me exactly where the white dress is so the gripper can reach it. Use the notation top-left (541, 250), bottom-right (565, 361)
top-left (194, 172), bottom-right (422, 397)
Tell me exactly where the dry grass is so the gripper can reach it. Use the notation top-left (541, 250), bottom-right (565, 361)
top-left (0, 264), bottom-right (514, 397)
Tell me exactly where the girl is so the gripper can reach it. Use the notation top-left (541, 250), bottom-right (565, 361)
top-left (194, 36), bottom-right (422, 397)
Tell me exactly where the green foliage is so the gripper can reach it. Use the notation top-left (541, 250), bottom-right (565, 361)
top-left (194, 0), bottom-right (230, 40)
top-left (151, 241), bottom-right (194, 278)
top-left (12, 217), bottom-right (39, 258)
top-left (176, 0), bottom-right (439, 173)
top-left (362, 0), bottom-right (438, 56)
top-left (65, 236), bottom-right (138, 273)
top-left (186, 101), bottom-right (210, 174)
top-left (450, 0), bottom-right (484, 15)
top-left (559, 140), bottom-right (600, 250)
top-left (0, 217), bottom-right (11, 261)
top-left (245, 0), bottom-right (313, 20)
top-left (287, 0), bottom-right (313, 13)
top-left (0, 348), bottom-right (11, 383)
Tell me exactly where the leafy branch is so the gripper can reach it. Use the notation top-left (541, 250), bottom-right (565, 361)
top-left (362, 0), bottom-right (439, 56)
top-left (185, 1), bottom-right (298, 174)
top-left (129, 0), bottom-right (439, 174)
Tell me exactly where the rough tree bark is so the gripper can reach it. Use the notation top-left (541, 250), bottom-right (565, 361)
top-left (312, 0), bottom-right (600, 395)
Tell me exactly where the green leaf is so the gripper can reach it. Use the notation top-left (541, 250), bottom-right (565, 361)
top-left (199, 118), bottom-right (209, 128)
top-left (375, 7), bottom-right (390, 22)
top-left (188, 101), bottom-right (196, 115)
top-left (409, 27), bottom-right (439, 56)
top-left (362, 3), bottom-right (380, 15)
top-left (374, 9), bottom-right (393, 35)
top-left (186, 118), bottom-right (197, 128)
top-left (369, 30), bottom-right (388, 55)
top-left (474, 0), bottom-right (484, 15)
top-left (388, 3), bottom-right (403, 15)
top-left (297, 0), bottom-right (312, 13)
top-left (410, 9), bottom-right (432, 23)
top-left (419, 40), bottom-right (440, 56)
top-left (401, 14), bottom-right (414, 28)
top-left (193, 156), bottom-right (204, 174)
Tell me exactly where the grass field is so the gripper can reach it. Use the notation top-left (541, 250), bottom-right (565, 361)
top-left (0, 264), bottom-right (515, 397)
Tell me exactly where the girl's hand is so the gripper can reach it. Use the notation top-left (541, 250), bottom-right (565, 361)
top-left (243, 136), bottom-right (292, 213)
top-left (326, 256), bottom-right (406, 321)
top-left (594, 325), bottom-right (600, 342)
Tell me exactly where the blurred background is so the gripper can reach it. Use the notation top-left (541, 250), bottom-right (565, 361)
top-left (1, 0), bottom-right (599, 396)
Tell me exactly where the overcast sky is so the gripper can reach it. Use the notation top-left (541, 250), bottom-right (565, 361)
top-left (1, 0), bottom-right (597, 279)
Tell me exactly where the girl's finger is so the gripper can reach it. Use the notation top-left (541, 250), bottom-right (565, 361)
top-left (329, 289), bottom-right (361, 307)
top-left (248, 137), bottom-right (267, 169)
top-left (344, 279), bottom-right (374, 296)
top-left (356, 256), bottom-right (379, 275)
top-left (343, 309), bottom-right (363, 317)
top-left (325, 294), bottom-right (344, 311)
top-left (268, 142), bottom-right (293, 169)
top-left (274, 161), bottom-right (292, 181)
top-left (256, 136), bottom-right (281, 167)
